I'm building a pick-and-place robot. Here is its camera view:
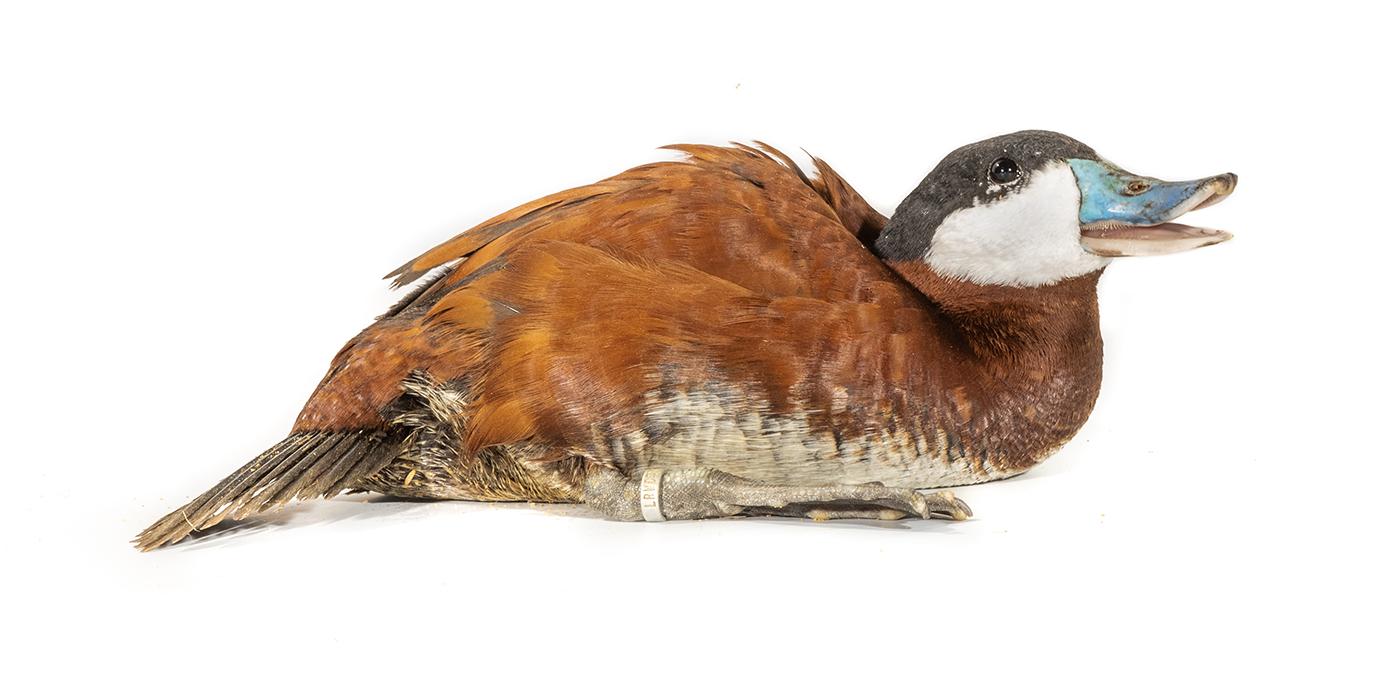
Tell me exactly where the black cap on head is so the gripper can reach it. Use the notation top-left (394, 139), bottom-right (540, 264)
top-left (874, 130), bottom-right (1099, 260)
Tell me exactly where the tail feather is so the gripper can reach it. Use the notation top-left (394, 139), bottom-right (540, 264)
top-left (134, 431), bottom-right (401, 551)
top-left (278, 433), bottom-right (361, 504)
top-left (227, 432), bottom-right (354, 521)
top-left (210, 433), bottom-right (320, 522)
top-left (170, 433), bottom-right (315, 533)
top-left (177, 434), bottom-right (305, 521)
top-left (323, 437), bottom-right (403, 496)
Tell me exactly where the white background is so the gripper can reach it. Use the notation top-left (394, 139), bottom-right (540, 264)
top-left (4, 1), bottom-right (1396, 697)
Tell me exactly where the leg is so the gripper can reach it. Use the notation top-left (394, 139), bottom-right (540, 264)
top-left (582, 466), bottom-right (971, 522)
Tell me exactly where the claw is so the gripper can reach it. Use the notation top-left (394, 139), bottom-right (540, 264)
top-left (922, 490), bottom-right (973, 521)
top-left (952, 496), bottom-right (972, 520)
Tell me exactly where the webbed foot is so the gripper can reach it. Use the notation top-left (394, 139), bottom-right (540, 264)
top-left (583, 467), bottom-right (972, 522)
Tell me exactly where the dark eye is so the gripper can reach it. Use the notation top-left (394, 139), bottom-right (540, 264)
top-left (989, 157), bottom-right (1021, 184)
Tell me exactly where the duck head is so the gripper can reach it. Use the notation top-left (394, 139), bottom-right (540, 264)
top-left (874, 130), bottom-right (1236, 287)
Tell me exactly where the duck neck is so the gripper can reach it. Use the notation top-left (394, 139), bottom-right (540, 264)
top-left (887, 259), bottom-right (1106, 471)
top-left (887, 261), bottom-right (1105, 373)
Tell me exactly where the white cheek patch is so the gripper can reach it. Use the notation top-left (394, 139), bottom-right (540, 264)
top-left (924, 162), bottom-right (1108, 287)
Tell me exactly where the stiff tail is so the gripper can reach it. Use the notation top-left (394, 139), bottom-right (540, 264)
top-left (134, 430), bottom-right (402, 551)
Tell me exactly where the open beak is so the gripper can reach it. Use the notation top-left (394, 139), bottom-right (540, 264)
top-left (1069, 158), bottom-right (1237, 257)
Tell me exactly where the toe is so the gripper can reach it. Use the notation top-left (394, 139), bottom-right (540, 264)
top-left (923, 490), bottom-right (973, 520)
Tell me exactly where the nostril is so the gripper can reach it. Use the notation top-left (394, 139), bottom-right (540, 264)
top-left (1125, 180), bottom-right (1150, 195)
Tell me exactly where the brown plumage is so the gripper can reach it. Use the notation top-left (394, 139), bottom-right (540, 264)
top-left (136, 132), bottom-right (1235, 550)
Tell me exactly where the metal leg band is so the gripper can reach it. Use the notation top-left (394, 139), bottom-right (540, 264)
top-left (639, 469), bottom-right (665, 522)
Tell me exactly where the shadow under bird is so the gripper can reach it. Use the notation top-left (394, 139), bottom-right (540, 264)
top-left (136, 130), bottom-right (1237, 550)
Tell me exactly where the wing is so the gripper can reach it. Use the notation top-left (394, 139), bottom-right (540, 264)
top-left (377, 238), bottom-right (940, 464)
top-left (295, 144), bottom-right (902, 436)
top-left (384, 143), bottom-right (888, 300)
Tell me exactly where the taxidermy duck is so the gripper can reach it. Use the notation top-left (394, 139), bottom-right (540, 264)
top-left (136, 130), bottom-right (1236, 550)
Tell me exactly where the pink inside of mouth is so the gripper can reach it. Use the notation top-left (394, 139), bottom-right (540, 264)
top-left (1079, 223), bottom-right (1232, 257)
top-left (1080, 222), bottom-right (1229, 241)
